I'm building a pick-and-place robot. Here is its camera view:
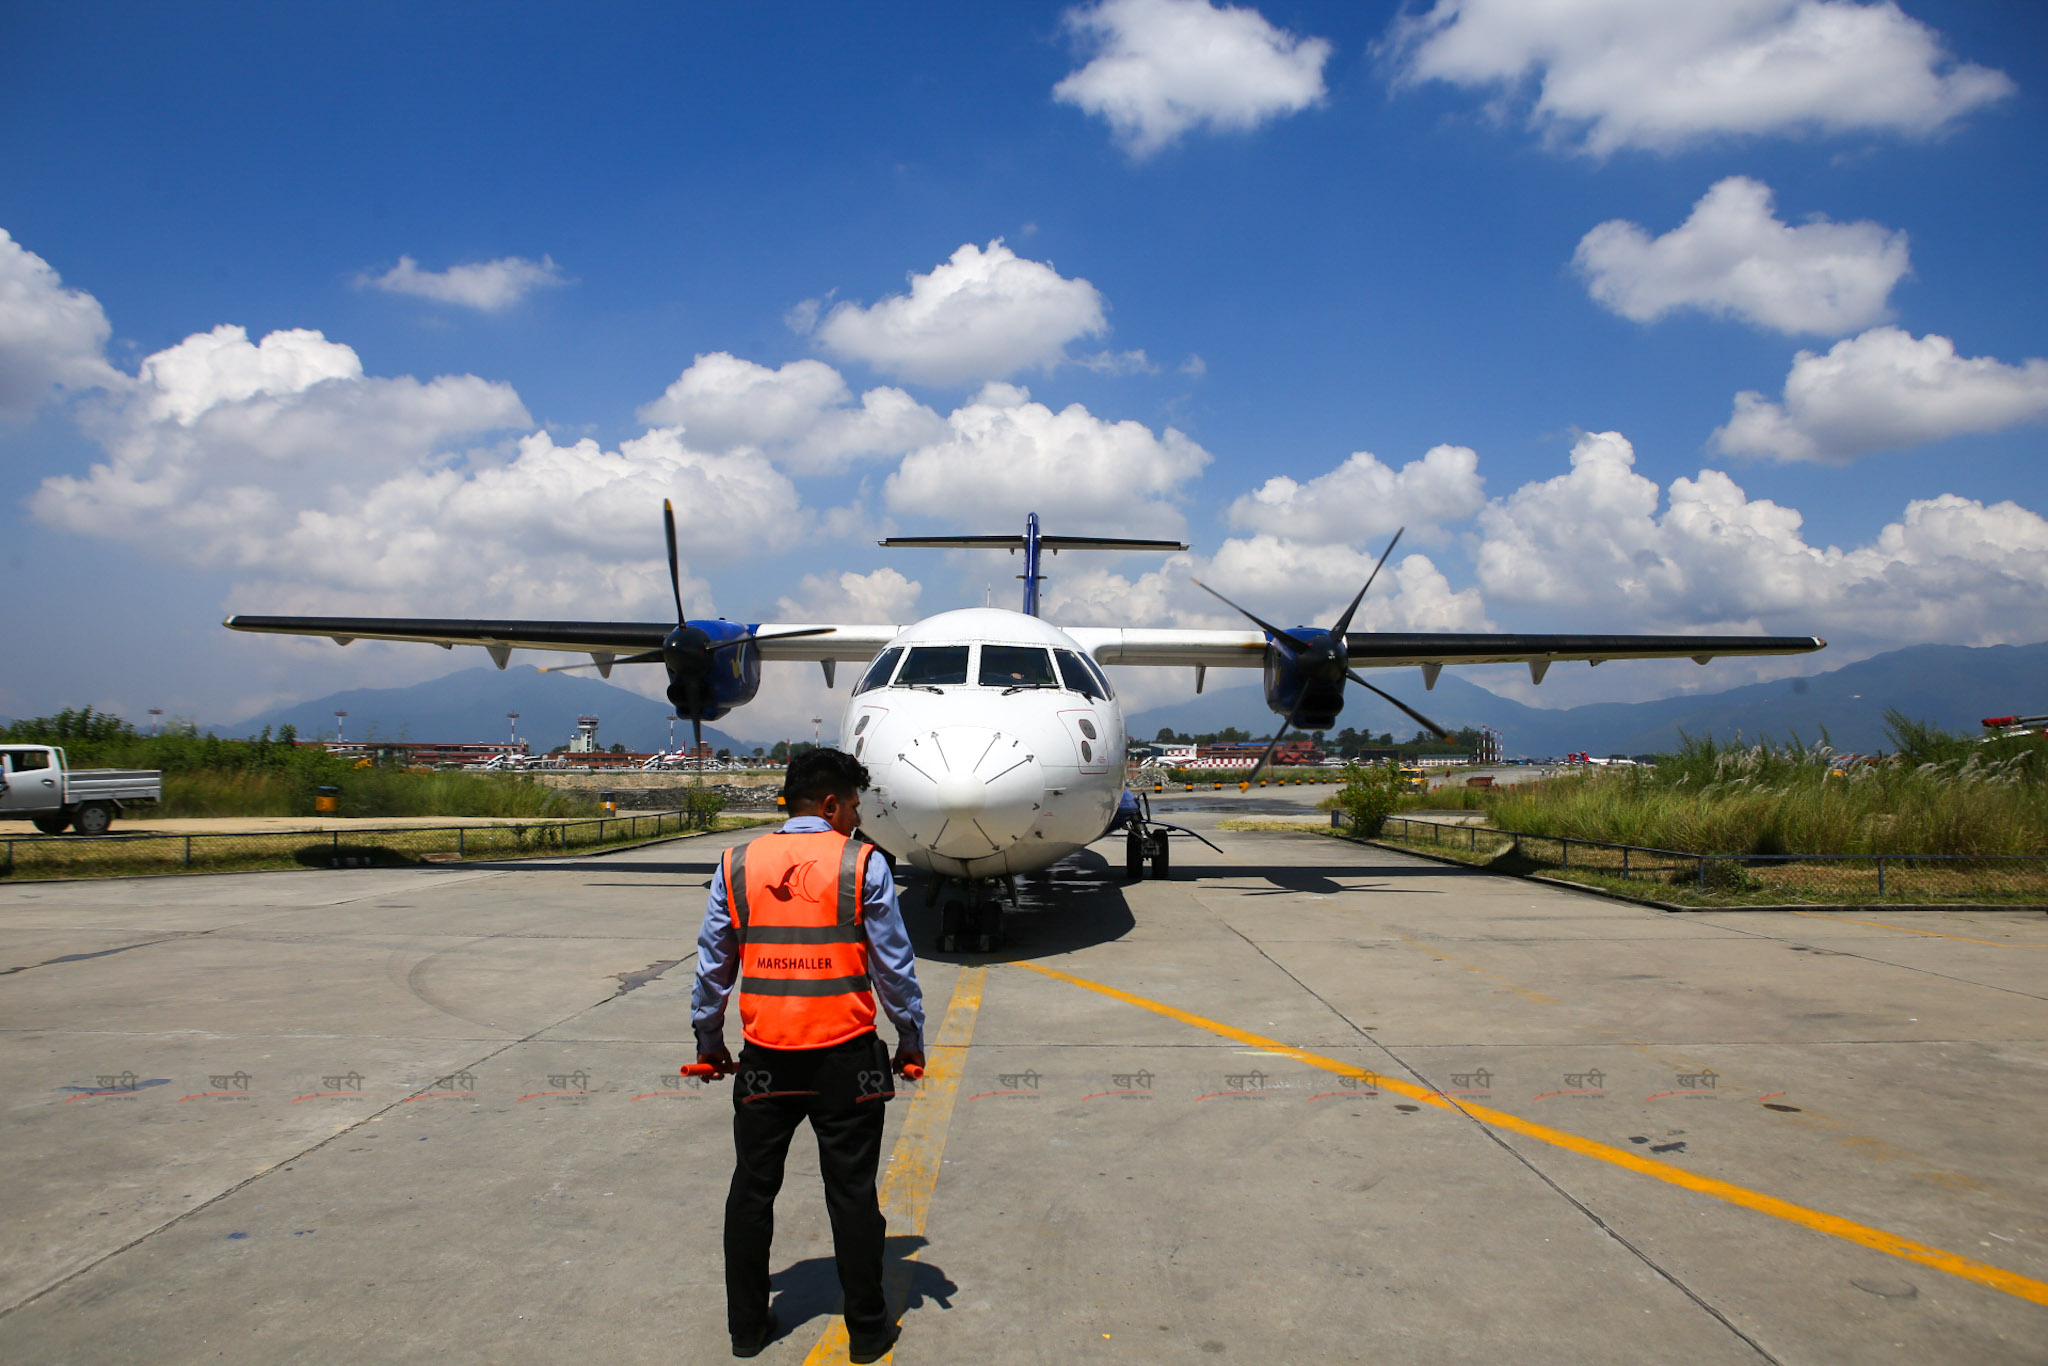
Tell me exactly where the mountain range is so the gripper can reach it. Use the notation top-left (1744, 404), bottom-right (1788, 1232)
top-left (216, 666), bottom-right (755, 754)
top-left (1125, 641), bottom-right (2047, 757)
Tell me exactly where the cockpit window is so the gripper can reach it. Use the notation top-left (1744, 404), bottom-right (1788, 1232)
top-left (896, 645), bottom-right (970, 687)
top-left (1052, 649), bottom-right (1106, 701)
top-left (1084, 655), bottom-right (1116, 700)
top-left (978, 645), bottom-right (1056, 689)
top-left (853, 647), bottom-right (903, 696)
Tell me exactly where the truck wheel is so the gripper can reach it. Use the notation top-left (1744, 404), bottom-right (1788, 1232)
top-left (33, 814), bottom-right (70, 835)
top-left (71, 803), bottom-right (113, 836)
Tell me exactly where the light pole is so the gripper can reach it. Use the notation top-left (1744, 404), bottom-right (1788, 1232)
top-left (811, 716), bottom-right (822, 747)
top-left (334, 710), bottom-right (348, 744)
top-left (507, 712), bottom-right (520, 750)
top-left (148, 708), bottom-right (163, 737)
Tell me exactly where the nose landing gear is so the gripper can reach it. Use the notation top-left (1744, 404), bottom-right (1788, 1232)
top-left (937, 895), bottom-right (1005, 955)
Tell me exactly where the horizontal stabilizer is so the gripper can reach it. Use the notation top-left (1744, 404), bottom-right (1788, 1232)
top-left (880, 534), bottom-right (1187, 552)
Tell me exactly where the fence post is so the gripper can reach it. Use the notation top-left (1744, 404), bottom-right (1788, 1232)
top-left (1877, 857), bottom-right (1885, 896)
top-left (1698, 856), bottom-right (1706, 890)
top-left (458, 828), bottom-right (465, 858)
top-left (1622, 846), bottom-right (1629, 879)
top-left (1561, 839), bottom-right (1569, 869)
top-left (184, 836), bottom-right (192, 869)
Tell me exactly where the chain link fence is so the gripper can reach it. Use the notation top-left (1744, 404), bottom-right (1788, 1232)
top-left (1338, 812), bottom-right (2048, 907)
top-left (0, 809), bottom-right (749, 881)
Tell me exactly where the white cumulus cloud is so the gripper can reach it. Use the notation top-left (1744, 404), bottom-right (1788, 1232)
top-left (1054, 0), bottom-right (1332, 157)
top-left (1714, 326), bottom-right (2048, 462)
top-left (356, 254), bottom-right (569, 311)
top-left (1388, 0), bottom-right (2014, 155)
top-left (636, 351), bottom-right (944, 473)
top-left (1227, 443), bottom-right (1485, 544)
top-left (1575, 177), bottom-right (1909, 335)
top-left (774, 567), bottom-right (922, 624)
top-left (31, 322), bottom-right (808, 621)
top-left (0, 228), bottom-right (124, 421)
top-left (1471, 430), bottom-right (2048, 648)
top-left (884, 384), bottom-right (1209, 538)
top-left (815, 241), bottom-right (1108, 386)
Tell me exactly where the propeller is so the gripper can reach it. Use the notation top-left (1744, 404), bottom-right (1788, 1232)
top-left (1191, 526), bottom-right (1448, 788)
top-left (543, 500), bottom-right (832, 757)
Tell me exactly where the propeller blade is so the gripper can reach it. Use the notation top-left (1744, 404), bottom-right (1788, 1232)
top-left (1243, 721), bottom-right (1292, 789)
top-left (663, 499), bottom-right (686, 625)
top-left (1331, 527), bottom-right (1403, 639)
top-left (1345, 668), bottom-right (1450, 740)
top-left (1190, 579), bottom-right (1313, 653)
top-left (706, 626), bottom-right (837, 652)
top-left (541, 649), bottom-right (666, 674)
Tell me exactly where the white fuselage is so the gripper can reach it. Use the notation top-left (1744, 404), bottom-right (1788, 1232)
top-left (840, 608), bottom-right (1127, 880)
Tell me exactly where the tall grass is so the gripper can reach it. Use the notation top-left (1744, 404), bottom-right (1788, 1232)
top-left (162, 770), bottom-right (594, 819)
top-left (1482, 721), bottom-right (2048, 857)
top-left (6, 707), bottom-right (597, 820)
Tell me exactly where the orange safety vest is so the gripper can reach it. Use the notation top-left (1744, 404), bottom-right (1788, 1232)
top-left (724, 830), bottom-right (877, 1050)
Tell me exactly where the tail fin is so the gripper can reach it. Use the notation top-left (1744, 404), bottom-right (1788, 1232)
top-left (881, 513), bottom-right (1186, 616)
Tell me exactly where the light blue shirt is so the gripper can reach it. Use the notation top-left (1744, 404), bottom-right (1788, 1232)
top-left (692, 817), bottom-right (925, 1054)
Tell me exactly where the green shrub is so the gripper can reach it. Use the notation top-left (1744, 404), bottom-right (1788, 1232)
top-left (1334, 762), bottom-right (1407, 837)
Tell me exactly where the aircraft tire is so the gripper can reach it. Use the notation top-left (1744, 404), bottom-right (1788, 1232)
top-left (1126, 831), bottom-right (1145, 881)
top-left (1150, 837), bottom-right (1170, 880)
top-left (939, 899), bottom-right (965, 954)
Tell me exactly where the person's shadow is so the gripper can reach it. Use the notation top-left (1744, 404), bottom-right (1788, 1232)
top-left (765, 1234), bottom-right (957, 1342)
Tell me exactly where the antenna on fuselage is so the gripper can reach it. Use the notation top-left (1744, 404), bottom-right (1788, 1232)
top-left (879, 514), bottom-right (1187, 617)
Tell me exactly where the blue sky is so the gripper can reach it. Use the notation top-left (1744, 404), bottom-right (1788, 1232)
top-left (4, 1), bottom-right (2044, 739)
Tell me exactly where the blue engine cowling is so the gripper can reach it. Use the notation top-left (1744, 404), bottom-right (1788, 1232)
top-left (1262, 628), bottom-right (1346, 730)
top-left (682, 619), bottom-right (763, 722)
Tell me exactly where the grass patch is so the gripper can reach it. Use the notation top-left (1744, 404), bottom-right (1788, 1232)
top-left (0, 813), bottom-right (777, 882)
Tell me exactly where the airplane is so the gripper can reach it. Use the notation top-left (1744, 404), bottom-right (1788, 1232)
top-left (225, 503), bottom-right (1825, 950)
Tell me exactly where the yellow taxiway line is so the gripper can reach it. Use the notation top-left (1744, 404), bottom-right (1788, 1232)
top-left (1016, 959), bottom-right (2048, 1309)
top-left (1788, 909), bottom-right (2045, 948)
top-left (804, 965), bottom-right (989, 1365)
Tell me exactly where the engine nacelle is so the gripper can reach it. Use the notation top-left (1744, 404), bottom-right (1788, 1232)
top-left (664, 619), bottom-right (763, 722)
top-left (1262, 628), bottom-right (1347, 730)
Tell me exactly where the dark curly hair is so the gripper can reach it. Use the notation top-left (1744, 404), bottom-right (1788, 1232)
top-left (781, 747), bottom-right (871, 810)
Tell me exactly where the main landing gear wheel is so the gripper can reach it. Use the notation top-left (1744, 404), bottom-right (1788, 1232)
top-left (1150, 835), bottom-right (1170, 880)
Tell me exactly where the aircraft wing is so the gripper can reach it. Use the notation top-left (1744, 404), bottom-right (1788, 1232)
top-left (1068, 627), bottom-right (1824, 671)
top-left (223, 615), bottom-right (903, 665)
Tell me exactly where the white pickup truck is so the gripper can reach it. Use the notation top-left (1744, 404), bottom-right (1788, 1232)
top-left (0, 745), bottom-right (162, 835)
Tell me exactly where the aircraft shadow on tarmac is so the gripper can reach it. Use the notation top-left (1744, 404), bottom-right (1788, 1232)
top-left (765, 1234), bottom-right (957, 1342)
top-left (901, 848), bottom-right (1137, 965)
top-left (1194, 864), bottom-right (1459, 897)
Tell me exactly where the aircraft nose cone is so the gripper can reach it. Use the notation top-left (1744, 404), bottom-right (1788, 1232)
top-left (891, 725), bottom-right (1044, 861)
top-left (934, 772), bottom-right (987, 816)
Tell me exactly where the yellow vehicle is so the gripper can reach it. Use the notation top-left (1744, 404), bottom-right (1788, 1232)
top-left (1398, 765), bottom-right (1428, 792)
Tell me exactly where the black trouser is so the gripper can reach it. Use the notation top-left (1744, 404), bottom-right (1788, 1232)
top-left (724, 1030), bottom-right (894, 1341)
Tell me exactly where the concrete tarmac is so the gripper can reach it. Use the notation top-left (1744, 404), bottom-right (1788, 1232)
top-left (2, 792), bottom-right (2044, 1364)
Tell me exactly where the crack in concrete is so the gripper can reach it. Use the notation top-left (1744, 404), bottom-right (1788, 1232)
top-left (1217, 916), bottom-right (1785, 1366)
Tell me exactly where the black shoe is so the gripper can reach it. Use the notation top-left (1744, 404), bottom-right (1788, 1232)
top-left (731, 1310), bottom-right (778, 1358)
top-left (847, 1325), bottom-right (899, 1363)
